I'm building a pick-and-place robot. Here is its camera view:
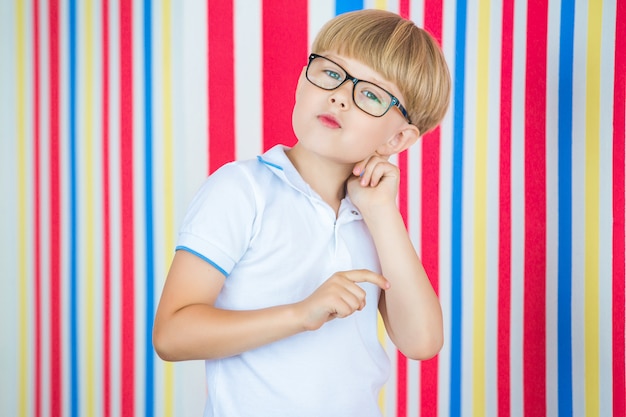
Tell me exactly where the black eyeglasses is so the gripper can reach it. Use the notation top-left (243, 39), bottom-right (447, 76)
top-left (306, 53), bottom-right (412, 124)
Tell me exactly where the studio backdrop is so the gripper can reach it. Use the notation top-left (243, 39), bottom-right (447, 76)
top-left (0, 0), bottom-right (624, 416)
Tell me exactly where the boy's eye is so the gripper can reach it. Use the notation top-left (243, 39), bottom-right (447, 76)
top-left (362, 89), bottom-right (384, 105)
top-left (323, 69), bottom-right (343, 81)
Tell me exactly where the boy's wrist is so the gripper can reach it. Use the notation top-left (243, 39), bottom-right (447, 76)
top-left (358, 201), bottom-right (400, 224)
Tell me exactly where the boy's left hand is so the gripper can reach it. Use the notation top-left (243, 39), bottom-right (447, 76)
top-left (347, 154), bottom-right (399, 211)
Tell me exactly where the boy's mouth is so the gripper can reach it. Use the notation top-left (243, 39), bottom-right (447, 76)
top-left (318, 114), bottom-right (341, 129)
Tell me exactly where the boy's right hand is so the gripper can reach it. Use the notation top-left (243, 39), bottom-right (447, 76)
top-left (296, 270), bottom-right (390, 331)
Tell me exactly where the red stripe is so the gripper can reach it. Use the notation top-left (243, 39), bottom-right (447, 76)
top-left (397, 5), bottom-right (411, 417)
top-left (523, 1), bottom-right (547, 415)
top-left (396, 4), bottom-right (410, 414)
top-left (32, 0), bottom-right (42, 415)
top-left (419, 130), bottom-right (440, 417)
top-left (208, 0), bottom-right (235, 173)
top-left (102, 0), bottom-right (112, 415)
top-left (48, 1), bottom-right (62, 415)
top-left (421, 2), bottom-right (443, 416)
top-left (396, 351), bottom-right (408, 417)
top-left (399, 0), bottom-right (410, 19)
top-left (397, 148), bottom-right (408, 417)
top-left (119, 1), bottom-right (135, 415)
top-left (497, 1), bottom-right (514, 417)
top-left (262, 0), bottom-right (308, 151)
top-left (613, 1), bottom-right (626, 415)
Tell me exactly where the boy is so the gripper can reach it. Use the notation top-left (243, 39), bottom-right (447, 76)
top-left (153, 9), bottom-right (450, 417)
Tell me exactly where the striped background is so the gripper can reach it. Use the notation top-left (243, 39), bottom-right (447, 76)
top-left (0, 0), bottom-right (624, 416)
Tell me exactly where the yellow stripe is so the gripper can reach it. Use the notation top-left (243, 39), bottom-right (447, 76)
top-left (84, 0), bottom-right (96, 414)
top-left (16, 1), bottom-right (29, 416)
top-left (162, 0), bottom-right (176, 414)
top-left (373, 0), bottom-right (386, 10)
top-left (377, 312), bottom-right (386, 413)
top-left (473, 0), bottom-right (491, 415)
top-left (584, 1), bottom-right (602, 415)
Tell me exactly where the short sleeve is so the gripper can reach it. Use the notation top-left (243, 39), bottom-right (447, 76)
top-left (176, 162), bottom-right (257, 276)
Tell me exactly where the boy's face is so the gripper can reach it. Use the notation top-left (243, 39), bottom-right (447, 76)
top-left (291, 52), bottom-right (413, 166)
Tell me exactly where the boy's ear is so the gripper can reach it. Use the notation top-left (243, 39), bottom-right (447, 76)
top-left (377, 124), bottom-right (421, 156)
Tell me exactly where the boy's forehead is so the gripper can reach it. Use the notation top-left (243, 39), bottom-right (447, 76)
top-left (320, 51), bottom-right (405, 99)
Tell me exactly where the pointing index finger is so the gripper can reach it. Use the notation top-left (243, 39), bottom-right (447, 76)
top-left (345, 269), bottom-right (390, 290)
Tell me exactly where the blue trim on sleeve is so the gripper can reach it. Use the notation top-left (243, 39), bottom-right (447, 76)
top-left (175, 246), bottom-right (229, 277)
top-left (257, 155), bottom-right (284, 170)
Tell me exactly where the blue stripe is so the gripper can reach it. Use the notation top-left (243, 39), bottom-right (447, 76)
top-left (143, 0), bottom-right (155, 415)
top-left (450, 1), bottom-right (467, 416)
top-left (558, 1), bottom-right (575, 415)
top-left (335, 0), bottom-right (363, 15)
top-left (68, 1), bottom-right (79, 416)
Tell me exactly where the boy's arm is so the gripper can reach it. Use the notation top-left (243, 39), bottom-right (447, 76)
top-left (365, 204), bottom-right (443, 360)
top-left (152, 250), bottom-right (389, 361)
top-left (348, 157), bottom-right (444, 360)
top-left (152, 250), bottom-right (300, 361)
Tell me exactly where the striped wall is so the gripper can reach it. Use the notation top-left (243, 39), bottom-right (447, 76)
top-left (0, 0), bottom-right (624, 416)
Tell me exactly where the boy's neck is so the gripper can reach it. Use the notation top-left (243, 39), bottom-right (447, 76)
top-left (285, 145), bottom-right (353, 215)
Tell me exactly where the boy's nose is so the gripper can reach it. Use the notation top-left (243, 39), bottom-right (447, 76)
top-left (328, 83), bottom-right (352, 109)
top-left (330, 97), bottom-right (347, 108)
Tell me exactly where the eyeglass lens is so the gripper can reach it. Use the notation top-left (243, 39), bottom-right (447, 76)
top-left (306, 55), bottom-right (393, 118)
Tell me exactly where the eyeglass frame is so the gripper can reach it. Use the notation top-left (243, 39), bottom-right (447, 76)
top-left (305, 53), bottom-right (412, 124)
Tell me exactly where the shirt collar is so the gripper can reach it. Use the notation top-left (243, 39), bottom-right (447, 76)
top-left (257, 145), bottom-right (312, 196)
top-left (256, 145), bottom-right (363, 221)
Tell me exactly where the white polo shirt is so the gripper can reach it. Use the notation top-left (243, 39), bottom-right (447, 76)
top-left (176, 145), bottom-right (390, 417)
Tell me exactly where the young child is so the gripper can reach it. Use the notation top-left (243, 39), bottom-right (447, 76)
top-left (153, 9), bottom-right (450, 417)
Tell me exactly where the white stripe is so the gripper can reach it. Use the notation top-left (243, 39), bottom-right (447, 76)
top-left (169, 5), bottom-right (210, 405)
top-left (571, 0), bottom-right (588, 414)
top-left (408, 131), bottom-right (422, 252)
top-left (363, 0), bottom-right (376, 10)
top-left (78, 0), bottom-right (105, 413)
top-left (235, 0), bottom-right (263, 160)
top-left (181, 0), bottom-right (208, 194)
top-left (169, 1), bottom-right (190, 233)
top-left (151, 2), bottom-right (176, 414)
top-left (308, 0), bottom-right (334, 48)
top-left (385, 1), bottom-right (399, 14)
top-left (76, 0), bottom-right (88, 411)
top-left (599, 2), bottom-right (617, 415)
top-left (485, 3), bottom-right (503, 416)
top-left (437, 120), bottom-right (453, 417)
top-left (1, 0), bottom-right (18, 410)
top-left (462, 2), bottom-right (478, 415)
top-left (407, 360), bottom-right (421, 416)
top-left (409, 0), bottom-right (424, 26)
top-left (545, 0), bottom-right (562, 415)
top-left (509, 0), bottom-right (528, 415)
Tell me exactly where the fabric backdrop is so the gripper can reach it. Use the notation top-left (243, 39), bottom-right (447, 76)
top-left (0, 0), bottom-right (624, 416)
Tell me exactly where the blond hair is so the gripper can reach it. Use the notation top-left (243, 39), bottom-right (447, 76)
top-left (311, 9), bottom-right (450, 135)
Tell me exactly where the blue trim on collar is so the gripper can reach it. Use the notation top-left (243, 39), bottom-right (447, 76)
top-left (257, 155), bottom-right (284, 170)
